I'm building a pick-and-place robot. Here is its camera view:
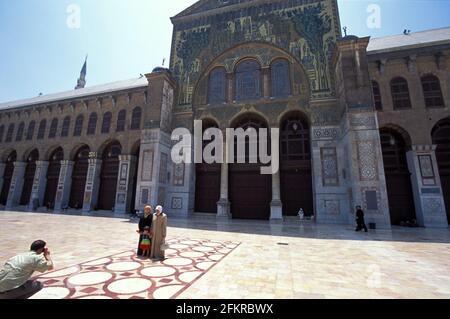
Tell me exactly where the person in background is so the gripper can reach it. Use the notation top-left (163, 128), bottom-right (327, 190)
top-left (355, 206), bottom-right (368, 232)
top-left (150, 205), bottom-right (168, 261)
top-left (0, 240), bottom-right (54, 299)
top-left (136, 205), bottom-right (153, 257)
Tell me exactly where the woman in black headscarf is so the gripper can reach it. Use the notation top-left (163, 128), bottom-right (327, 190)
top-left (136, 205), bottom-right (153, 257)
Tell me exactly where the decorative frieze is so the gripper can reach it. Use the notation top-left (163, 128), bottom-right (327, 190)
top-left (357, 141), bottom-right (378, 181)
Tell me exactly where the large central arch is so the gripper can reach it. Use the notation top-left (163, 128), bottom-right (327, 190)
top-left (195, 119), bottom-right (221, 214)
top-left (280, 111), bottom-right (314, 216)
top-left (229, 113), bottom-right (272, 220)
top-left (380, 126), bottom-right (416, 225)
top-left (432, 119), bottom-right (450, 224)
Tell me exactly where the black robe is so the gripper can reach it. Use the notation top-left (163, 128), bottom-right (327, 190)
top-left (137, 215), bottom-right (153, 256)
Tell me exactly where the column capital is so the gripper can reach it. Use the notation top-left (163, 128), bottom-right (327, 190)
top-left (411, 145), bottom-right (437, 153)
top-left (35, 161), bottom-right (49, 166)
top-left (13, 161), bottom-right (26, 168)
top-left (60, 160), bottom-right (74, 166)
top-left (119, 155), bottom-right (137, 162)
top-left (88, 158), bottom-right (102, 165)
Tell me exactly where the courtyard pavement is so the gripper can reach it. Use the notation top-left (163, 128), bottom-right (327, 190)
top-left (1, 210), bottom-right (450, 299)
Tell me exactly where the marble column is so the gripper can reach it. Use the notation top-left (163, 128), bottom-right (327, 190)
top-left (114, 155), bottom-right (137, 215)
top-left (53, 161), bottom-right (74, 212)
top-left (82, 157), bottom-right (102, 213)
top-left (0, 163), bottom-right (5, 200)
top-left (5, 162), bottom-right (26, 209)
top-left (217, 137), bottom-right (230, 218)
top-left (226, 73), bottom-right (234, 103)
top-left (407, 145), bottom-right (448, 228)
top-left (270, 170), bottom-right (283, 220)
top-left (28, 161), bottom-right (49, 211)
top-left (262, 67), bottom-right (271, 99)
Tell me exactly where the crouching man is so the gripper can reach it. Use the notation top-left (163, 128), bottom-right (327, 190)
top-left (0, 240), bottom-right (54, 299)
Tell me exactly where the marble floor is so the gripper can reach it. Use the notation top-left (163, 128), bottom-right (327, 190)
top-left (1, 210), bottom-right (450, 299)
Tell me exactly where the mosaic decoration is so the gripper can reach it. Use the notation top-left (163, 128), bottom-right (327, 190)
top-left (159, 153), bottom-right (168, 184)
top-left (31, 238), bottom-right (240, 299)
top-left (161, 82), bottom-right (174, 133)
top-left (171, 197), bottom-right (183, 210)
top-left (357, 141), bottom-right (378, 181)
top-left (171, 0), bottom-right (340, 104)
top-left (140, 187), bottom-right (150, 205)
top-left (419, 155), bottom-right (436, 185)
top-left (321, 147), bottom-right (339, 186)
top-left (313, 128), bottom-right (339, 140)
top-left (350, 114), bottom-right (376, 128)
top-left (141, 151), bottom-right (154, 182)
top-left (173, 163), bottom-right (185, 186)
top-left (423, 198), bottom-right (443, 215)
top-left (324, 200), bottom-right (340, 215)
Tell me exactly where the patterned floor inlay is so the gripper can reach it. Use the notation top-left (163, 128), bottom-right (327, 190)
top-left (30, 238), bottom-right (240, 299)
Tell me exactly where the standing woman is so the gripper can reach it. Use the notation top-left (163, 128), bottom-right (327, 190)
top-left (150, 205), bottom-right (167, 261)
top-left (137, 206), bottom-right (153, 257)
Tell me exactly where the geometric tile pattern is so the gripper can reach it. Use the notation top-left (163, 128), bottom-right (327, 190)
top-left (30, 238), bottom-right (240, 299)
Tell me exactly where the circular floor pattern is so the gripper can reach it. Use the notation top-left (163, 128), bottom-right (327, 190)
top-left (40, 266), bottom-right (79, 278)
top-left (218, 248), bottom-right (232, 254)
top-left (153, 285), bottom-right (184, 299)
top-left (141, 266), bottom-right (176, 277)
top-left (196, 262), bottom-right (215, 270)
top-left (208, 254), bottom-right (224, 261)
top-left (226, 244), bottom-right (238, 249)
top-left (164, 249), bottom-right (178, 255)
top-left (180, 251), bottom-right (205, 258)
top-left (192, 246), bottom-right (215, 252)
top-left (106, 261), bottom-right (141, 272)
top-left (180, 240), bottom-right (200, 245)
top-left (203, 242), bottom-right (224, 248)
top-left (114, 251), bottom-right (134, 258)
top-left (82, 258), bottom-right (112, 266)
top-left (29, 287), bottom-right (71, 299)
top-left (68, 272), bottom-right (113, 286)
top-left (179, 271), bottom-right (203, 283)
top-left (77, 295), bottom-right (113, 299)
top-left (169, 244), bottom-right (189, 249)
top-left (163, 257), bottom-right (193, 266)
top-left (107, 278), bottom-right (153, 295)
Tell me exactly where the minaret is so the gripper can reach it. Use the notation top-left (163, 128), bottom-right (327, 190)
top-left (75, 56), bottom-right (87, 90)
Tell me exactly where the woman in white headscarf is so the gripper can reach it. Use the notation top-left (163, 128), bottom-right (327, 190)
top-left (150, 205), bottom-right (167, 260)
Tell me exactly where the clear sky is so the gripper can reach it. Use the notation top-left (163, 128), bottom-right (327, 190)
top-left (0, 0), bottom-right (449, 103)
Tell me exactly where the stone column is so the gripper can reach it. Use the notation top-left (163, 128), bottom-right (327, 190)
top-left (53, 161), bottom-right (74, 212)
top-left (217, 135), bottom-right (230, 218)
top-left (0, 163), bottom-right (5, 200)
top-left (262, 67), bottom-right (271, 99)
top-left (114, 155), bottom-right (137, 215)
top-left (28, 161), bottom-right (49, 211)
top-left (5, 162), bottom-right (26, 209)
top-left (82, 157), bottom-right (102, 213)
top-left (407, 145), bottom-right (448, 228)
top-left (270, 170), bottom-right (283, 220)
top-left (226, 73), bottom-right (234, 103)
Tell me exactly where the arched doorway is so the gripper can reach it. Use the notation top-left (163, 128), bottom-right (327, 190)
top-left (1, 151), bottom-right (17, 205)
top-left (280, 113), bottom-right (314, 216)
top-left (380, 128), bottom-right (416, 225)
top-left (70, 146), bottom-right (90, 209)
top-left (98, 141), bottom-right (122, 211)
top-left (44, 147), bottom-right (64, 209)
top-left (195, 120), bottom-right (221, 214)
top-left (229, 115), bottom-right (272, 220)
top-left (20, 149), bottom-right (39, 206)
top-left (432, 119), bottom-right (450, 224)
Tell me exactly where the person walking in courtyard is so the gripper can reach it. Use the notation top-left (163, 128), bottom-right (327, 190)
top-left (355, 206), bottom-right (368, 232)
top-left (0, 240), bottom-right (54, 299)
top-left (137, 205), bottom-right (153, 257)
top-left (151, 205), bottom-right (168, 261)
